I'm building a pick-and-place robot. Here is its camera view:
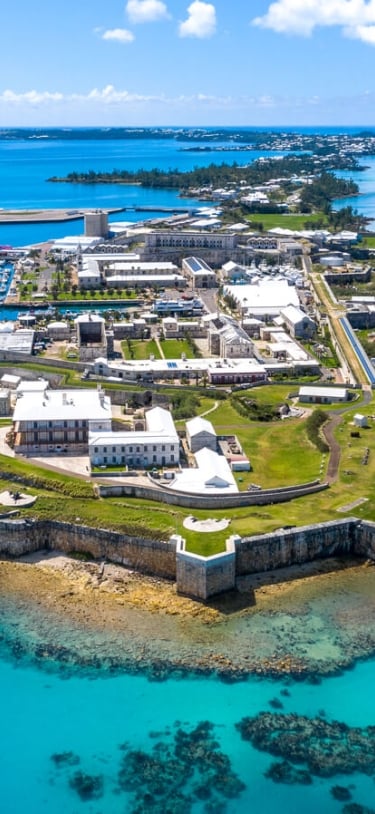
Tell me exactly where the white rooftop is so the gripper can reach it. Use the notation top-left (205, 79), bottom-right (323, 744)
top-left (225, 280), bottom-right (299, 314)
top-left (13, 388), bottom-right (111, 422)
top-left (16, 379), bottom-right (49, 394)
top-left (171, 447), bottom-right (238, 495)
top-left (145, 406), bottom-right (178, 437)
top-left (299, 386), bottom-right (348, 399)
top-left (186, 416), bottom-right (216, 437)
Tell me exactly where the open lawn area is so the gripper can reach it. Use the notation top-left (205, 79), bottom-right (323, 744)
top-left (161, 338), bottom-right (198, 359)
top-left (3, 385), bottom-right (375, 557)
top-left (246, 212), bottom-right (329, 231)
top-left (210, 398), bottom-right (323, 489)
top-left (121, 339), bottom-right (161, 361)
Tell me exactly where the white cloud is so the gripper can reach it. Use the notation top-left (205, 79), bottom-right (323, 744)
top-left (0, 89), bottom-right (64, 104)
top-left (102, 28), bottom-right (135, 42)
top-left (126, 0), bottom-right (170, 23)
top-left (179, 1), bottom-right (217, 38)
top-left (253, 0), bottom-right (375, 45)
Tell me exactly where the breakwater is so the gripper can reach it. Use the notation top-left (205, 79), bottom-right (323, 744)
top-left (1, 516), bottom-right (375, 600)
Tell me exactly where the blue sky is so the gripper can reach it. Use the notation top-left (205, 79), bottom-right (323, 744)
top-left (2, 0), bottom-right (375, 126)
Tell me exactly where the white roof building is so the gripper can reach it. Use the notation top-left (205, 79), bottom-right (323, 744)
top-left (16, 379), bottom-right (49, 396)
top-left (224, 280), bottom-right (299, 318)
top-left (88, 406), bottom-right (180, 469)
top-left (13, 387), bottom-right (111, 424)
top-left (171, 447), bottom-right (238, 495)
top-left (298, 386), bottom-right (348, 403)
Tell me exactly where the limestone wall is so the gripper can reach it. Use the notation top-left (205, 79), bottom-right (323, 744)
top-left (0, 519), bottom-right (177, 579)
top-left (1, 516), bottom-right (375, 601)
top-left (97, 480), bottom-right (328, 510)
top-left (176, 536), bottom-right (236, 600)
top-left (236, 518), bottom-right (360, 575)
top-left (353, 520), bottom-right (375, 560)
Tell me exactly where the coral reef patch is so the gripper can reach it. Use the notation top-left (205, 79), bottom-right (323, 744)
top-left (264, 760), bottom-right (312, 785)
top-left (236, 713), bottom-right (375, 777)
top-left (117, 721), bottom-right (245, 813)
top-left (50, 721), bottom-right (244, 813)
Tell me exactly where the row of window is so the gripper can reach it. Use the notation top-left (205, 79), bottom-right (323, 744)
top-left (93, 444), bottom-right (174, 453)
top-left (31, 420), bottom-right (87, 429)
top-left (155, 238), bottom-right (227, 248)
top-left (99, 454), bottom-right (175, 465)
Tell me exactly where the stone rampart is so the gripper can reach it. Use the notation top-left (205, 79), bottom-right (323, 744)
top-left (176, 535), bottom-right (236, 600)
top-left (0, 519), bottom-right (176, 579)
top-left (236, 518), bottom-right (360, 575)
top-left (97, 479), bottom-right (328, 509)
top-left (1, 516), bottom-right (375, 600)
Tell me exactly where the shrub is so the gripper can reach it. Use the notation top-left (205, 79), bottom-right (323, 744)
top-left (305, 409), bottom-right (329, 453)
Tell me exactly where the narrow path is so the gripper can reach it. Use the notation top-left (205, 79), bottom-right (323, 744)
top-left (322, 385), bottom-right (372, 483)
top-left (153, 333), bottom-right (165, 359)
top-left (199, 400), bottom-right (218, 417)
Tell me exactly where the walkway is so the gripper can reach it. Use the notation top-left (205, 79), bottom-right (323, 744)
top-left (322, 385), bottom-right (372, 483)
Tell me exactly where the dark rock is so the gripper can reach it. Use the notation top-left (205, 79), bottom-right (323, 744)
top-left (69, 770), bottom-right (103, 801)
top-left (330, 785), bottom-right (352, 801)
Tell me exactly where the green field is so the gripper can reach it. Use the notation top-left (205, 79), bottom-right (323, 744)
top-left (246, 212), bottom-right (329, 231)
top-left (121, 339), bottom-right (161, 361)
top-left (161, 338), bottom-right (197, 359)
top-left (3, 380), bottom-right (375, 556)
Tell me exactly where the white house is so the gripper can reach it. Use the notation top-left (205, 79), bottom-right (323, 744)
top-left (13, 387), bottom-right (112, 454)
top-left (89, 406), bottom-right (180, 469)
top-left (298, 386), bottom-right (348, 404)
top-left (280, 305), bottom-right (316, 339)
top-left (170, 447), bottom-right (238, 495)
top-left (186, 416), bottom-right (217, 453)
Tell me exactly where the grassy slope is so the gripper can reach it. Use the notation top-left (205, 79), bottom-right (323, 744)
top-left (3, 383), bottom-right (375, 556)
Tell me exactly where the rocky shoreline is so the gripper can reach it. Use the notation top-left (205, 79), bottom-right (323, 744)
top-left (0, 552), bottom-right (375, 681)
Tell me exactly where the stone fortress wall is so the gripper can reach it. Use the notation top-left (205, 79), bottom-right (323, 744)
top-left (0, 516), bottom-right (375, 599)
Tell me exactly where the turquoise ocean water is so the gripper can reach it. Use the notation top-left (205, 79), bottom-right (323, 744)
top-left (1, 642), bottom-right (375, 814)
top-left (1, 129), bottom-right (375, 812)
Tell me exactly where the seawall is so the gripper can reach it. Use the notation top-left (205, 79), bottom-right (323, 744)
top-left (0, 516), bottom-right (374, 600)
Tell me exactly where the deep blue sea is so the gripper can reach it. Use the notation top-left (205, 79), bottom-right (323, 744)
top-left (0, 136), bottom-right (284, 246)
top-left (1, 129), bottom-right (375, 813)
top-left (2, 130), bottom-right (374, 246)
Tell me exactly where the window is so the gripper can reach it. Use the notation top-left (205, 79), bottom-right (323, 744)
top-left (104, 456), bottom-right (107, 463)
top-left (129, 446), bottom-right (133, 453)
top-left (94, 447), bottom-right (98, 453)
top-left (112, 447), bottom-right (116, 453)
top-left (103, 446), bottom-right (107, 453)
top-left (153, 446), bottom-right (157, 451)
top-left (121, 446), bottom-right (125, 453)
top-left (171, 454), bottom-right (174, 462)
top-left (162, 445), bottom-right (165, 451)
top-left (144, 446), bottom-right (148, 452)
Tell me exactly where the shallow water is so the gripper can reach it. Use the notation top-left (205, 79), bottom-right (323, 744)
top-left (1, 559), bottom-right (375, 813)
top-left (2, 646), bottom-right (375, 814)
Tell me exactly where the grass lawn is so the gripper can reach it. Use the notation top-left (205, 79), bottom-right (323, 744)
top-left (161, 338), bottom-right (197, 359)
top-left (245, 212), bottom-right (329, 231)
top-left (3, 384), bottom-right (375, 557)
top-left (361, 236), bottom-right (375, 248)
top-left (210, 396), bottom-right (323, 488)
top-left (121, 339), bottom-right (161, 361)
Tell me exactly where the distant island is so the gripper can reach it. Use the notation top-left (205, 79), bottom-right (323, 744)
top-left (48, 154), bottom-right (360, 191)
